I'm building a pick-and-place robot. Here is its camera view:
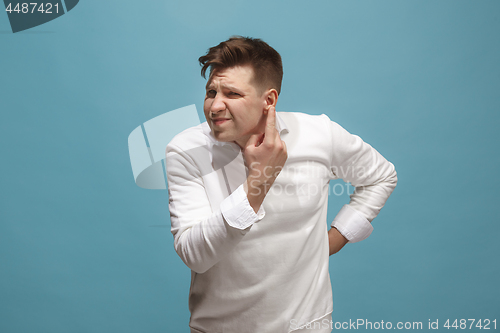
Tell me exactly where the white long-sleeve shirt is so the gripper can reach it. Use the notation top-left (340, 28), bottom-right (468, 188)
top-left (165, 112), bottom-right (397, 333)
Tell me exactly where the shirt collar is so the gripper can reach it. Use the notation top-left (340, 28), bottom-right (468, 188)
top-left (203, 112), bottom-right (289, 152)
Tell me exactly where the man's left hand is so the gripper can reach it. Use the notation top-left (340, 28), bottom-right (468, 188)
top-left (328, 228), bottom-right (348, 255)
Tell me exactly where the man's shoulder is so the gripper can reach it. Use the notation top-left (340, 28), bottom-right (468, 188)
top-left (278, 111), bottom-right (330, 121)
top-left (166, 122), bottom-right (209, 152)
top-left (278, 111), bottom-right (333, 133)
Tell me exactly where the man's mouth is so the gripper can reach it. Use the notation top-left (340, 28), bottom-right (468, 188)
top-left (212, 118), bottom-right (230, 126)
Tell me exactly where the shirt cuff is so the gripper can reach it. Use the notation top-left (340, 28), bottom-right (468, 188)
top-left (331, 205), bottom-right (373, 243)
top-left (220, 184), bottom-right (265, 230)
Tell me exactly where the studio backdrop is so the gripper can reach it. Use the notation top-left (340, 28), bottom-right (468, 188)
top-left (1, 0), bottom-right (499, 332)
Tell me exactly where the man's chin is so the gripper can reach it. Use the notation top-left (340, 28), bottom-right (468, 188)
top-left (212, 131), bottom-right (234, 143)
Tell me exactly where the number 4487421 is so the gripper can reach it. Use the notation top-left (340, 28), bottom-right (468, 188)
top-left (5, 3), bottom-right (59, 14)
top-left (443, 319), bottom-right (496, 330)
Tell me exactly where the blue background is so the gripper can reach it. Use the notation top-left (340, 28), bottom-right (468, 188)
top-left (1, 0), bottom-right (499, 331)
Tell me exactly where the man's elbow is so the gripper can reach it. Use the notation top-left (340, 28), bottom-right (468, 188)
top-left (183, 259), bottom-right (212, 274)
top-left (174, 240), bottom-right (214, 274)
top-left (386, 164), bottom-right (398, 191)
top-left (391, 167), bottom-right (398, 187)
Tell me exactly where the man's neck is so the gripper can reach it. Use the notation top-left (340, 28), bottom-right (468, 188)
top-left (234, 135), bottom-right (251, 150)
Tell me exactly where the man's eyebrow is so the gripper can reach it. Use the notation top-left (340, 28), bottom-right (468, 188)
top-left (223, 84), bottom-right (243, 93)
top-left (205, 82), bottom-right (243, 93)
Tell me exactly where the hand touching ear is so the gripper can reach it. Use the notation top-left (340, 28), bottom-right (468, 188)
top-left (243, 106), bottom-right (287, 213)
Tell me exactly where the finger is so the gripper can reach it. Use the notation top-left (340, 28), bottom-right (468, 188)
top-left (264, 106), bottom-right (277, 145)
top-left (278, 139), bottom-right (288, 165)
top-left (274, 129), bottom-right (282, 147)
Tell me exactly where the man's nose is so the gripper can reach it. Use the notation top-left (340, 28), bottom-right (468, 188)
top-left (211, 94), bottom-right (226, 114)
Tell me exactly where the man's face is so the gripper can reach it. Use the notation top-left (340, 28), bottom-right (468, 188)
top-left (204, 65), bottom-right (267, 148)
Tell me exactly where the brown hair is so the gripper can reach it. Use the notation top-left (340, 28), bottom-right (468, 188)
top-left (199, 36), bottom-right (283, 95)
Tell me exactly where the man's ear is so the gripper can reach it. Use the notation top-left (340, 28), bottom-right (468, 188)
top-left (263, 89), bottom-right (279, 112)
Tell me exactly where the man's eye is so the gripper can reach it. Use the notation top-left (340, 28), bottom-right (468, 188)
top-left (206, 90), bottom-right (216, 98)
top-left (229, 92), bottom-right (240, 96)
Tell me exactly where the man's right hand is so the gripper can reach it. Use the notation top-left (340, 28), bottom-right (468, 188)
top-left (242, 106), bottom-right (288, 213)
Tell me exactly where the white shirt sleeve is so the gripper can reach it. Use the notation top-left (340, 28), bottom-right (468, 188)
top-left (325, 115), bottom-right (398, 243)
top-left (221, 184), bottom-right (266, 229)
top-left (166, 143), bottom-right (265, 273)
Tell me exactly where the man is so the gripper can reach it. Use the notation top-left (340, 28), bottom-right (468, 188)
top-left (165, 36), bottom-right (397, 333)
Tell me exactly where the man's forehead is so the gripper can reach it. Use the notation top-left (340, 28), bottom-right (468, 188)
top-left (206, 71), bottom-right (229, 88)
top-left (206, 77), bottom-right (240, 90)
top-left (206, 65), bottom-right (255, 88)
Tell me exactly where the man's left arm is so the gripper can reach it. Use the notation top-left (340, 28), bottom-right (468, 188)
top-left (325, 115), bottom-right (398, 255)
